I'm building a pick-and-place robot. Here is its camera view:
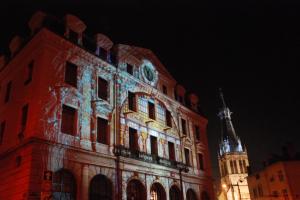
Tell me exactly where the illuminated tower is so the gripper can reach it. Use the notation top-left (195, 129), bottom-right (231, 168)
top-left (217, 89), bottom-right (250, 200)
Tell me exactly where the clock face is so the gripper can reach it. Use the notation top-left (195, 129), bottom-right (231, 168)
top-left (140, 59), bottom-right (158, 86)
top-left (143, 65), bottom-right (154, 81)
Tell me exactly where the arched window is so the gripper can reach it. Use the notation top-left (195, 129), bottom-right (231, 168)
top-left (89, 174), bottom-right (113, 200)
top-left (186, 189), bottom-right (197, 200)
top-left (169, 185), bottom-right (181, 200)
top-left (52, 169), bottom-right (77, 200)
top-left (126, 179), bottom-right (146, 200)
top-left (150, 182), bottom-right (166, 200)
top-left (201, 191), bottom-right (210, 200)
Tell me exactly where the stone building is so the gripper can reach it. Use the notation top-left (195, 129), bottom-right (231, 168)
top-left (217, 90), bottom-right (250, 200)
top-left (0, 12), bottom-right (214, 200)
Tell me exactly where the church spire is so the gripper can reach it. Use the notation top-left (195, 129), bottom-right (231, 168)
top-left (218, 88), bottom-right (243, 155)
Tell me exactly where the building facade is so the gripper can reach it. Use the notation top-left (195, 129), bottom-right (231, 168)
top-left (0, 12), bottom-right (214, 200)
top-left (217, 90), bottom-right (250, 200)
top-left (248, 160), bottom-right (300, 200)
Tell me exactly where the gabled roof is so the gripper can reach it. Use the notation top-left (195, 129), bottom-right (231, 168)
top-left (116, 44), bottom-right (176, 82)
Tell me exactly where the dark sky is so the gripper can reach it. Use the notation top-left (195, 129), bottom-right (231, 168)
top-left (1, 0), bottom-right (300, 179)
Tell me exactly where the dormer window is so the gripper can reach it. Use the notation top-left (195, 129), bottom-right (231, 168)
top-left (181, 118), bottom-right (187, 136)
top-left (127, 63), bottom-right (133, 75)
top-left (69, 30), bottom-right (78, 44)
top-left (162, 85), bottom-right (167, 95)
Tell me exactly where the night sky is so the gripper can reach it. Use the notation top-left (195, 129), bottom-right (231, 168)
top-left (1, 0), bottom-right (300, 179)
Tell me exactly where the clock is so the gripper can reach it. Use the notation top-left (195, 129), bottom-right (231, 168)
top-left (143, 65), bottom-right (154, 81)
top-left (140, 60), bottom-right (158, 86)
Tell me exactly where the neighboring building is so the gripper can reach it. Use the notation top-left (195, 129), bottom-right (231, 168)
top-left (0, 11), bottom-right (214, 200)
top-left (247, 151), bottom-right (300, 200)
top-left (217, 90), bottom-right (250, 200)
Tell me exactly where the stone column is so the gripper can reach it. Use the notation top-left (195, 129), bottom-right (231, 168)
top-left (81, 165), bottom-right (89, 200)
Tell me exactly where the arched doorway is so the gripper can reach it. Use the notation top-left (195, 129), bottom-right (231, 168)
top-left (52, 169), bottom-right (77, 200)
top-left (150, 182), bottom-right (166, 200)
top-left (186, 189), bottom-right (198, 200)
top-left (89, 174), bottom-right (113, 200)
top-left (201, 191), bottom-right (210, 200)
top-left (169, 185), bottom-right (181, 200)
top-left (126, 179), bottom-right (147, 200)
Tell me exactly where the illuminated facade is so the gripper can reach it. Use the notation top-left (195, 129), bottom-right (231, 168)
top-left (0, 12), bottom-right (214, 200)
top-left (217, 90), bottom-right (250, 200)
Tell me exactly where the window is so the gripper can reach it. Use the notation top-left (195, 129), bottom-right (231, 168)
top-left (233, 160), bottom-right (238, 174)
top-left (162, 85), bottom-right (167, 95)
top-left (198, 153), bottom-right (204, 170)
top-left (272, 191), bottom-right (279, 197)
top-left (181, 119), bottom-right (187, 136)
top-left (278, 170), bottom-right (284, 181)
top-left (69, 29), bottom-right (78, 44)
top-left (98, 77), bottom-right (108, 100)
top-left (184, 148), bottom-right (190, 166)
top-left (97, 117), bottom-right (109, 144)
top-left (282, 189), bottom-right (288, 199)
top-left (65, 62), bottom-right (77, 88)
top-left (243, 160), bottom-right (248, 173)
top-left (258, 185), bottom-right (263, 197)
top-left (127, 63), bottom-right (133, 75)
top-left (61, 105), bottom-right (77, 135)
top-left (129, 127), bottom-right (138, 151)
top-left (150, 136), bottom-right (158, 155)
top-left (24, 60), bottom-right (34, 85)
top-left (194, 125), bottom-right (200, 140)
top-left (53, 169), bottom-right (77, 200)
top-left (4, 81), bottom-right (12, 103)
top-left (253, 188), bottom-right (258, 198)
top-left (148, 102), bottom-right (155, 120)
top-left (128, 91), bottom-right (137, 111)
top-left (21, 104), bottom-right (29, 131)
top-left (166, 110), bottom-right (172, 127)
top-left (239, 160), bottom-right (244, 173)
top-left (168, 142), bottom-right (175, 161)
top-left (0, 121), bottom-right (5, 145)
top-left (230, 160), bottom-right (234, 174)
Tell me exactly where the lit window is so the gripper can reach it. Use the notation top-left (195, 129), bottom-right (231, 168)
top-left (24, 60), bottom-right (34, 85)
top-left (4, 81), bottom-right (12, 103)
top-left (138, 96), bottom-right (147, 113)
top-left (65, 62), bottom-right (77, 88)
top-left (61, 105), bottom-right (77, 136)
top-left (0, 121), bottom-right (6, 145)
top-left (98, 77), bottom-right (108, 100)
top-left (97, 117), bottom-right (109, 144)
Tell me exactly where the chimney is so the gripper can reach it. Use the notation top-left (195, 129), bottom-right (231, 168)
top-left (9, 36), bottom-right (23, 58)
top-left (188, 93), bottom-right (199, 111)
top-left (64, 14), bottom-right (87, 45)
top-left (28, 11), bottom-right (46, 35)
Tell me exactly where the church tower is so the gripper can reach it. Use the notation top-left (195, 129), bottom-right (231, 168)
top-left (217, 89), bottom-right (250, 200)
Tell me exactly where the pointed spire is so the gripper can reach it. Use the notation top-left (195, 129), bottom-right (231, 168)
top-left (219, 88), bottom-right (227, 109)
top-left (218, 88), bottom-right (244, 155)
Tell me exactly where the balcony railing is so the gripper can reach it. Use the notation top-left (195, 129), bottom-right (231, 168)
top-left (115, 145), bottom-right (188, 170)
